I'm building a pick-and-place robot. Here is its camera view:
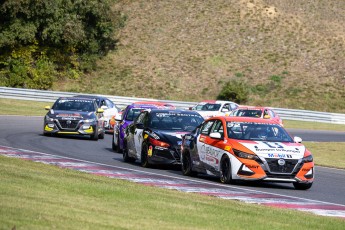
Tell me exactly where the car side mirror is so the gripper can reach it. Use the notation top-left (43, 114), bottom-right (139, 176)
top-left (264, 115), bottom-right (270, 119)
top-left (294, 136), bottom-right (302, 143)
top-left (45, 106), bottom-right (51, 110)
top-left (222, 108), bottom-right (229, 112)
top-left (135, 123), bottom-right (144, 129)
top-left (209, 132), bottom-right (222, 139)
top-left (101, 105), bottom-right (108, 110)
top-left (97, 108), bottom-right (104, 113)
top-left (115, 113), bottom-right (122, 122)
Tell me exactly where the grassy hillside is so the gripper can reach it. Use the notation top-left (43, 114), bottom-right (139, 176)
top-left (53, 0), bottom-right (345, 113)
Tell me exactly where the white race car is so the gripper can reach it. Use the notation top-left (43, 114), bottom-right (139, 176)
top-left (190, 100), bottom-right (239, 119)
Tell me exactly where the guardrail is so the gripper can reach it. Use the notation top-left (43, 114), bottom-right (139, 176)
top-left (1, 87), bottom-right (345, 124)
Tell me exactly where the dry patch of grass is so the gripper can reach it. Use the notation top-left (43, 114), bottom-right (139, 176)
top-left (53, 0), bottom-right (345, 113)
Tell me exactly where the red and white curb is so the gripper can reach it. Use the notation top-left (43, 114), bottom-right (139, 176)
top-left (1, 145), bottom-right (345, 219)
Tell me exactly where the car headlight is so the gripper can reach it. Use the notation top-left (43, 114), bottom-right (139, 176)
top-left (302, 155), bottom-right (313, 163)
top-left (45, 115), bottom-right (54, 122)
top-left (233, 149), bottom-right (259, 160)
top-left (84, 118), bottom-right (96, 123)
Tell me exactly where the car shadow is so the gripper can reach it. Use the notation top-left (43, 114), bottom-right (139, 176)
top-left (40, 134), bottom-right (94, 141)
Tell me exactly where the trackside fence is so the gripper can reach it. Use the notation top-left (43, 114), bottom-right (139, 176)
top-left (1, 87), bottom-right (345, 124)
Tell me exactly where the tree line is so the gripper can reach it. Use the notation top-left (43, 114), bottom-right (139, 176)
top-left (0, 0), bottom-right (124, 89)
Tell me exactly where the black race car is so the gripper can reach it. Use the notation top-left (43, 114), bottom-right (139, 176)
top-left (74, 95), bottom-right (122, 132)
top-left (43, 97), bottom-right (105, 140)
top-left (123, 109), bottom-right (204, 167)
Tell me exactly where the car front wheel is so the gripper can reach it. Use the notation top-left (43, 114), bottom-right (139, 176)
top-left (141, 144), bottom-right (150, 168)
top-left (220, 155), bottom-right (232, 184)
top-left (90, 126), bottom-right (99, 141)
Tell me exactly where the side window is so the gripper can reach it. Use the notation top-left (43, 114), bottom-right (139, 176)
top-left (200, 120), bottom-right (215, 135)
top-left (222, 104), bottom-right (230, 111)
top-left (100, 99), bottom-right (107, 107)
top-left (268, 110), bottom-right (275, 118)
top-left (142, 113), bottom-right (150, 127)
top-left (106, 99), bottom-right (114, 108)
top-left (230, 103), bottom-right (238, 110)
top-left (135, 112), bottom-right (146, 124)
top-left (210, 120), bottom-right (224, 138)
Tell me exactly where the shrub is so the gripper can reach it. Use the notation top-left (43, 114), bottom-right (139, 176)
top-left (0, 0), bottom-right (124, 88)
top-left (217, 80), bottom-right (249, 104)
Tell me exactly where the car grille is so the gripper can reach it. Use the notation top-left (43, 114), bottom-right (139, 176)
top-left (57, 120), bottom-right (80, 129)
top-left (265, 158), bottom-right (299, 174)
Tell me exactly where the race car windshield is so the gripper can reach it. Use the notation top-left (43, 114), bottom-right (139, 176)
top-left (126, 108), bottom-right (144, 121)
top-left (52, 99), bottom-right (95, 112)
top-left (227, 122), bottom-right (293, 142)
top-left (195, 103), bottom-right (222, 111)
top-left (150, 112), bottom-right (204, 131)
top-left (234, 110), bottom-right (262, 117)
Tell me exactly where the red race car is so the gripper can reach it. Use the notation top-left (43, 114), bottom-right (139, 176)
top-left (230, 106), bottom-right (283, 126)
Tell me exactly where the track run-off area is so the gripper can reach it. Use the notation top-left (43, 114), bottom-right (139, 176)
top-left (1, 115), bottom-right (345, 219)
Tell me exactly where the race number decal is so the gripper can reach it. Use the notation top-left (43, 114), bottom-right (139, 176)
top-left (262, 142), bottom-right (283, 149)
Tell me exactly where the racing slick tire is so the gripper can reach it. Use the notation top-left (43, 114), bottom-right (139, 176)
top-left (98, 130), bottom-right (105, 139)
top-left (220, 155), bottom-right (233, 184)
top-left (293, 182), bottom-right (313, 190)
top-left (123, 142), bottom-right (136, 163)
top-left (90, 126), bottom-right (99, 141)
top-left (141, 144), bottom-right (150, 168)
top-left (112, 132), bottom-right (117, 151)
top-left (181, 151), bottom-right (197, 177)
top-left (112, 132), bottom-right (122, 153)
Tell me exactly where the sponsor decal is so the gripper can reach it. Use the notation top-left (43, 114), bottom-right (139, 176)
top-left (144, 134), bottom-right (148, 139)
top-left (267, 153), bottom-right (293, 158)
top-left (224, 146), bottom-right (231, 151)
top-left (56, 113), bottom-right (82, 118)
top-left (205, 146), bottom-right (221, 162)
top-left (148, 146), bottom-right (153, 156)
top-left (246, 165), bottom-right (259, 169)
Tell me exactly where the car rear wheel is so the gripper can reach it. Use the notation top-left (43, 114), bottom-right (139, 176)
top-left (98, 129), bottom-right (105, 139)
top-left (220, 155), bottom-right (232, 184)
top-left (123, 142), bottom-right (136, 163)
top-left (141, 144), bottom-right (150, 168)
top-left (182, 151), bottom-right (197, 176)
top-left (293, 182), bottom-right (313, 190)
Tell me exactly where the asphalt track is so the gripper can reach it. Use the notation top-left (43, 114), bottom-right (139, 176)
top-left (1, 115), bottom-right (345, 207)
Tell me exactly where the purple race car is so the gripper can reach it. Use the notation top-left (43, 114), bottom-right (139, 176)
top-left (112, 102), bottom-right (166, 153)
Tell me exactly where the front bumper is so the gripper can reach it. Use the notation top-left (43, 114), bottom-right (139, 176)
top-left (232, 156), bottom-right (314, 184)
top-left (44, 119), bottom-right (97, 136)
top-left (147, 146), bottom-right (181, 165)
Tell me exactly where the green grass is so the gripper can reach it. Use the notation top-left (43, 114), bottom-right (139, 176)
top-left (305, 142), bottom-right (345, 169)
top-left (283, 120), bottom-right (345, 131)
top-left (0, 98), bottom-right (52, 116)
top-left (1, 156), bottom-right (344, 230)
